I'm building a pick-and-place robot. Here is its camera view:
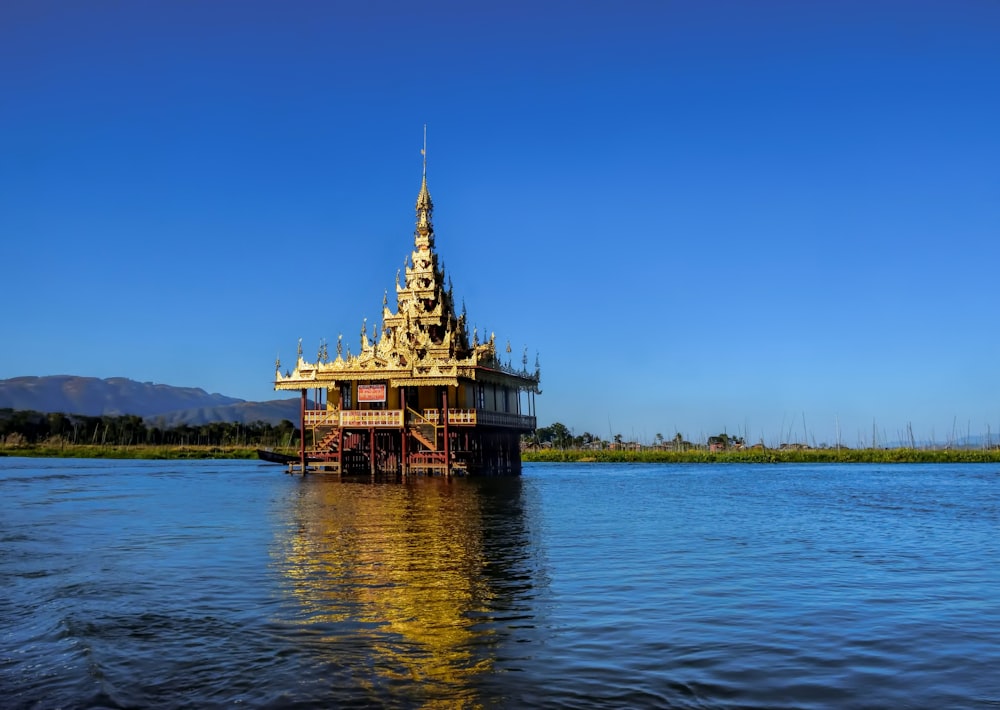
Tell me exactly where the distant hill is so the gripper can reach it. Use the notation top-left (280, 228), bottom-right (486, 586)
top-left (0, 376), bottom-right (302, 427)
top-left (144, 400), bottom-right (304, 429)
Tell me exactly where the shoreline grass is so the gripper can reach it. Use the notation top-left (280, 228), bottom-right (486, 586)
top-left (523, 447), bottom-right (1000, 464)
top-left (0, 444), bottom-right (270, 460)
top-left (2, 443), bottom-right (999, 464)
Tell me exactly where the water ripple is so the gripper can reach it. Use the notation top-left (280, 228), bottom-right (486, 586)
top-left (2, 460), bottom-right (999, 707)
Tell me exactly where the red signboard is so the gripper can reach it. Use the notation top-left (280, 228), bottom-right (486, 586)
top-left (357, 384), bottom-right (387, 403)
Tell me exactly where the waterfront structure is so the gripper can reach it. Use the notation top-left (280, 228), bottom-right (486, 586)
top-left (273, 153), bottom-right (540, 476)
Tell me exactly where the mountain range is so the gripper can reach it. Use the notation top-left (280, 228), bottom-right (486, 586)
top-left (0, 376), bottom-right (303, 427)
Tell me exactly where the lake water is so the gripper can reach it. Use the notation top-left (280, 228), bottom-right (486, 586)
top-left (2, 458), bottom-right (998, 709)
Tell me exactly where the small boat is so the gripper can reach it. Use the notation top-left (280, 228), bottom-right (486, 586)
top-left (257, 449), bottom-right (307, 465)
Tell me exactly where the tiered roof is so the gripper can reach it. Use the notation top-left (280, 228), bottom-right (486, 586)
top-left (274, 160), bottom-right (540, 392)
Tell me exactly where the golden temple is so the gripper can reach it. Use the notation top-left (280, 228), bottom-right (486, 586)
top-left (273, 145), bottom-right (540, 476)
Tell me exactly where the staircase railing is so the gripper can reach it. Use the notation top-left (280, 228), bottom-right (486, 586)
top-left (407, 407), bottom-right (438, 451)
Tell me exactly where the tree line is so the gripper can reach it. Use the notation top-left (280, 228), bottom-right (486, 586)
top-left (0, 409), bottom-right (298, 449)
top-left (528, 423), bottom-right (741, 451)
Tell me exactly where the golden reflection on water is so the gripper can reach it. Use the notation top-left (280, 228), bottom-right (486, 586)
top-left (274, 475), bottom-right (529, 700)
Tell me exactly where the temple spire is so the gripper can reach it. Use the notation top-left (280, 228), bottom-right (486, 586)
top-left (415, 125), bottom-right (434, 247)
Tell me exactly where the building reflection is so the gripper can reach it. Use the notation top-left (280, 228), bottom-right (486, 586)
top-left (272, 475), bottom-right (537, 700)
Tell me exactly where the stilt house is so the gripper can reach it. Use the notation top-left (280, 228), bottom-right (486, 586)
top-left (273, 157), bottom-right (540, 476)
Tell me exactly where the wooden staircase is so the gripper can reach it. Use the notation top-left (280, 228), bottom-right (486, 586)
top-left (406, 408), bottom-right (439, 451)
top-left (409, 424), bottom-right (437, 451)
top-left (316, 429), bottom-right (340, 451)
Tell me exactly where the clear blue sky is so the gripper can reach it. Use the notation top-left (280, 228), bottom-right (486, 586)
top-left (2, 1), bottom-right (998, 446)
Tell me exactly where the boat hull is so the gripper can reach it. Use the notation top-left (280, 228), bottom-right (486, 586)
top-left (257, 449), bottom-right (301, 464)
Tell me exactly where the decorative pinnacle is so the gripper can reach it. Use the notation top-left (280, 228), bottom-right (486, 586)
top-left (421, 124), bottom-right (427, 180)
top-left (415, 126), bottom-right (434, 244)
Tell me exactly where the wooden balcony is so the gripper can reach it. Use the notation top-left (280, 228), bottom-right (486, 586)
top-left (304, 409), bottom-right (403, 428)
top-left (303, 409), bottom-right (340, 427)
top-left (422, 409), bottom-right (536, 430)
top-left (303, 408), bottom-right (535, 431)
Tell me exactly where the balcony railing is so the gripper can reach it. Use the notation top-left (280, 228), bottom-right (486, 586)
top-left (303, 409), bottom-right (403, 428)
top-left (303, 409), bottom-right (340, 427)
top-left (476, 411), bottom-right (537, 429)
top-left (421, 408), bottom-right (477, 425)
top-left (423, 409), bottom-right (536, 430)
top-left (303, 408), bottom-right (536, 430)
top-left (340, 410), bottom-right (404, 427)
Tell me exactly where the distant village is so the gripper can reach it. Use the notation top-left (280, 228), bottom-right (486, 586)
top-left (525, 423), bottom-right (1000, 452)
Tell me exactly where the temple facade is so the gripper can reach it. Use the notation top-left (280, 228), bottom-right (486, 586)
top-left (273, 158), bottom-right (540, 477)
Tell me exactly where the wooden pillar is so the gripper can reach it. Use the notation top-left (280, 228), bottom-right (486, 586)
top-left (299, 389), bottom-right (307, 474)
top-left (337, 425), bottom-right (344, 475)
top-left (442, 389), bottom-right (450, 477)
top-left (400, 388), bottom-right (408, 478)
top-left (369, 427), bottom-right (376, 478)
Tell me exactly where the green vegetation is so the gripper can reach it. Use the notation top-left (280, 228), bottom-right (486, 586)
top-left (5, 444), bottom-right (272, 460)
top-left (523, 447), bottom-right (1000, 464)
top-left (4, 410), bottom-right (998, 464)
top-left (6, 442), bottom-right (997, 463)
top-left (525, 421), bottom-right (1000, 464)
top-left (1, 408), bottom-right (298, 447)
top-left (1, 408), bottom-right (299, 459)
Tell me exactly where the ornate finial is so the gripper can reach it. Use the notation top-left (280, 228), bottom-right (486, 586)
top-left (319, 339), bottom-right (328, 362)
top-left (361, 318), bottom-right (367, 338)
top-left (415, 128), bottom-right (434, 244)
top-left (337, 334), bottom-right (343, 357)
top-left (275, 354), bottom-right (281, 370)
top-left (523, 346), bottom-right (529, 367)
top-left (506, 339), bottom-right (512, 354)
top-left (297, 338), bottom-right (303, 357)
top-left (473, 327), bottom-right (479, 346)
top-left (421, 124), bottom-right (427, 180)
top-left (395, 268), bottom-right (400, 287)
top-left (383, 290), bottom-right (388, 307)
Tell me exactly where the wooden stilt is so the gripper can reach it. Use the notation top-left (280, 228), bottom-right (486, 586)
top-left (299, 388), bottom-right (307, 474)
top-left (442, 390), bottom-right (450, 477)
top-left (400, 388), bottom-right (408, 478)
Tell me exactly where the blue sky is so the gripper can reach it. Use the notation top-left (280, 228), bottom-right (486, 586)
top-left (2, 1), bottom-right (998, 446)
